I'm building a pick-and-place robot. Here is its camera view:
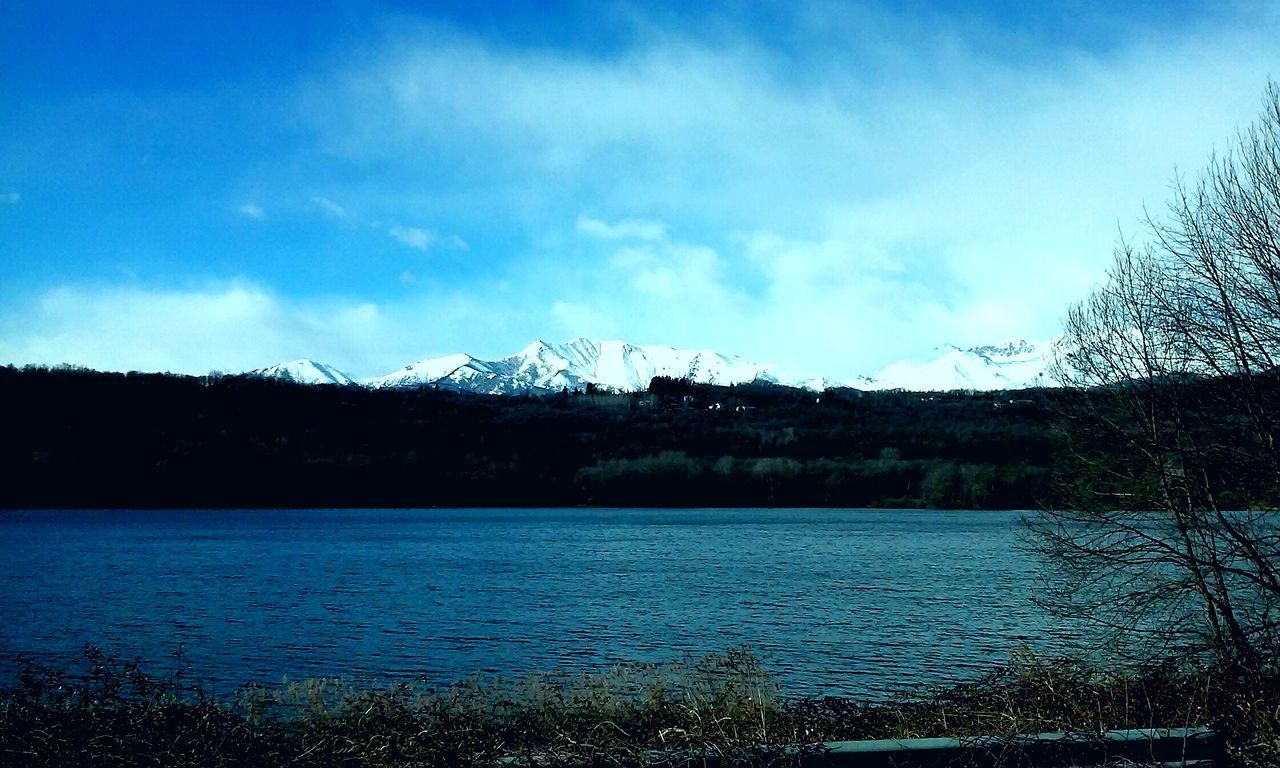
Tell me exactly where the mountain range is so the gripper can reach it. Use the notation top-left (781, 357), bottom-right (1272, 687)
top-left (249, 337), bottom-right (1055, 393)
top-left (250, 359), bottom-right (358, 387)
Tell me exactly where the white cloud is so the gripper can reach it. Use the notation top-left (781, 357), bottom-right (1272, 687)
top-left (0, 280), bottom-right (559, 379)
top-left (550, 300), bottom-right (617, 339)
top-left (0, 283), bottom-right (402, 377)
top-left (311, 196), bottom-right (348, 219)
top-left (7, 6), bottom-right (1280, 380)
top-left (297, 11), bottom-right (1279, 370)
top-left (546, 230), bottom-right (959, 379)
top-left (238, 202), bottom-right (265, 220)
top-left (389, 225), bottom-right (435, 251)
top-left (576, 215), bottom-right (668, 241)
top-left (609, 242), bottom-right (723, 301)
top-left (0, 191), bottom-right (20, 205)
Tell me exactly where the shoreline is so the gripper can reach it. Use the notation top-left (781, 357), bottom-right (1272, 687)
top-left (2, 647), bottom-right (1269, 767)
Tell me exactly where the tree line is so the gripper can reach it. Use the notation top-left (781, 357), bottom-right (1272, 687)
top-left (0, 366), bottom-right (1059, 509)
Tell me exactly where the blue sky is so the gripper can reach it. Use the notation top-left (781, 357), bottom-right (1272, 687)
top-left (2, 1), bottom-right (1278, 379)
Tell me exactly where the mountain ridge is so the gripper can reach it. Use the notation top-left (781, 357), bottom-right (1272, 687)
top-left (247, 337), bottom-right (1056, 393)
top-left (363, 338), bottom-right (785, 394)
top-left (249, 359), bottom-right (358, 387)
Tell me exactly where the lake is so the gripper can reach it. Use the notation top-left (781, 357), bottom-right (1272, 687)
top-left (0, 508), bottom-right (1081, 697)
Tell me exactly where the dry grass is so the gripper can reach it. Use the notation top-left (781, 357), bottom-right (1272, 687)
top-left (1, 646), bottom-right (1275, 767)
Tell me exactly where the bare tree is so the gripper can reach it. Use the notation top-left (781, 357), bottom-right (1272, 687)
top-left (1030, 83), bottom-right (1280, 667)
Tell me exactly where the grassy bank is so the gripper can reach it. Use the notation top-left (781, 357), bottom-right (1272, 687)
top-left (2, 647), bottom-right (1276, 767)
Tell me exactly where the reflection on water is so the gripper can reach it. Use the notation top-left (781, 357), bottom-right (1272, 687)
top-left (0, 508), bottom-right (1080, 697)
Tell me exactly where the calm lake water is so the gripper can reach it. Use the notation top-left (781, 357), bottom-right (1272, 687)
top-left (0, 508), bottom-right (1080, 697)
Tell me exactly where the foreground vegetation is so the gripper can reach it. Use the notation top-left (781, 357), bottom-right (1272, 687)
top-left (1, 647), bottom-right (1275, 767)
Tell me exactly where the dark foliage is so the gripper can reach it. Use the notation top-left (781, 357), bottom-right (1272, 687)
top-left (2, 646), bottom-right (1274, 767)
top-left (0, 366), bottom-right (1059, 509)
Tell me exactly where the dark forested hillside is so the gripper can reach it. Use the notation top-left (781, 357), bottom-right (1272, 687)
top-left (0, 366), bottom-right (1060, 508)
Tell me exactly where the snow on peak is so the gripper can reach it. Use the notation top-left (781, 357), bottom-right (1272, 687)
top-left (249, 359), bottom-right (356, 386)
top-left (517, 339), bottom-right (554, 356)
top-left (252, 337), bottom-right (1060, 395)
top-left (964, 339), bottom-right (1042, 360)
top-left (859, 339), bottom-right (1055, 392)
top-left (363, 339), bottom-right (790, 394)
top-left (362, 352), bottom-right (481, 389)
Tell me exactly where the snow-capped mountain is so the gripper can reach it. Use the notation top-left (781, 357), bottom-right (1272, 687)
top-left (364, 339), bottom-right (786, 394)
top-left (249, 338), bottom-right (1057, 394)
top-left (249, 359), bottom-right (357, 386)
top-left (858, 339), bottom-right (1053, 392)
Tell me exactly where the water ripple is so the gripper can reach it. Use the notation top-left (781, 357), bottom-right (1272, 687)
top-left (0, 508), bottom-right (1079, 697)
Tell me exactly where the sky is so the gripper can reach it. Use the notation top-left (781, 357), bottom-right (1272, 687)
top-left (1, 1), bottom-right (1278, 381)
